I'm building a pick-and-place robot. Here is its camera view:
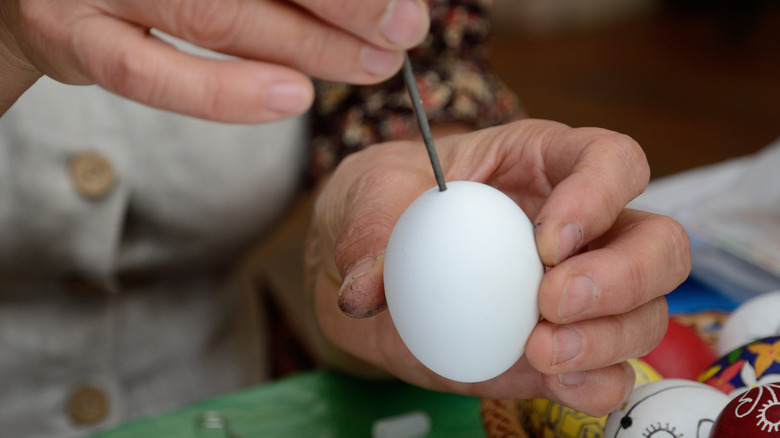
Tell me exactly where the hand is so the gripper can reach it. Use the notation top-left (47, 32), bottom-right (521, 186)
top-left (0, 0), bottom-right (429, 121)
top-left (306, 119), bottom-right (691, 416)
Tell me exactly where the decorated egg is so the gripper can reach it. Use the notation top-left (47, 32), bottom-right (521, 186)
top-left (520, 359), bottom-right (662, 438)
top-left (710, 382), bottom-right (780, 437)
top-left (384, 181), bottom-right (543, 383)
top-left (718, 291), bottom-right (780, 356)
top-left (603, 379), bottom-right (730, 438)
top-left (641, 318), bottom-right (718, 380)
top-left (700, 335), bottom-right (780, 397)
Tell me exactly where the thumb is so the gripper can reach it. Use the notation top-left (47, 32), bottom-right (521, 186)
top-left (313, 140), bottom-right (437, 318)
top-left (332, 188), bottom-right (413, 318)
top-left (327, 169), bottom-right (432, 318)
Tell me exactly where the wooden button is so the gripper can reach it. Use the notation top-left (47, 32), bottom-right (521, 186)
top-left (69, 152), bottom-right (115, 199)
top-left (68, 385), bottom-right (109, 425)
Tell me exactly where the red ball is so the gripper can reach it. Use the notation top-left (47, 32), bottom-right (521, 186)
top-left (711, 383), bottom-right (780, 436)
top-left (641, 318), bottom-right (718, 380)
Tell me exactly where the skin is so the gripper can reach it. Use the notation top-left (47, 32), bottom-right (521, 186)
top-left (0, 0), bottom-right (430, 119)
top-left (307, 119), bottom-right (692, 417)
top-left (1, 0), bottom-right (690, 420)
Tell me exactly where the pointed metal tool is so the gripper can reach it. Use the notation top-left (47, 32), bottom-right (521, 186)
top-left (402, 52), bottom-right (447, 192)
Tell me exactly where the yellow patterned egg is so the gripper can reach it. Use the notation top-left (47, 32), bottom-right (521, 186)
top-left (519, 359), bottom-right (662, 438)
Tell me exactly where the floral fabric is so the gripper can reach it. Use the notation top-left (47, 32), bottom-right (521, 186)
top-left (309, 0), bottom-right (523, 182)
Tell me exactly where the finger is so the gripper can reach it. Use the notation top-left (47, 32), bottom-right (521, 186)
top-left (453, 361), bottom-right (635, 418)
top-left (539, 209), bottom-right (691, 323)
top-left (290, 0), bottom-right (430, 48)
top-left (316, 264), bottom-right (636, 419)
top-left (533, 128), bottom-right (651, 266)
top-left (103, 0), bottom-right (413, 83)
top-left (540, 362), bottom-right (635, 418)
top-left (525, 296), bottom-right (669, 375)
top-left (76, 17), bottom-right (314, 122)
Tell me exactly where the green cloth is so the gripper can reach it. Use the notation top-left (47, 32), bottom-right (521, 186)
top-left (88, 371), bottom-right (485, 437)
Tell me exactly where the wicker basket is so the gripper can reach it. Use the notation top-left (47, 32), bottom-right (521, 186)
top-left (480, 399), bottom-right (530, 438)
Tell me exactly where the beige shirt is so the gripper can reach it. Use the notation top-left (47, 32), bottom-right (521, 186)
top-left (0, 69), bottom-right (308, 436)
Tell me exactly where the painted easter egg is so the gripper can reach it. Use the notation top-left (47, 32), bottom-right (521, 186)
top-left (718, 291), bottom-right (780, 356)
top-left (520, 359), bottom-right (662, 438)
top-left (641, 318), bottom-right (718, 380)
top-left (603, 379), bottom-right (730, 438)
top-left (710, 382), bottom-right (780, 437)
top-left (700, 335), bottom-right (780, 397)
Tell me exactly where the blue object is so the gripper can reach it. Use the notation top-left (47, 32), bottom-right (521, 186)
top-left (667, 276), bottom-right (738, 315)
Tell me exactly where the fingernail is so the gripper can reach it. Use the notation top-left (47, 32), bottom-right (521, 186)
top-left (338, 255), bottom-right (386, 318)
top-left (266, 83), bottom-right (311, 114)
top-left (552, 325), bottom-right (582, 366)
top-left (559, 275), bottom-right (597, 320)
top-left (381, 0), bottom-right (426, 46)
top-left (360, 45), bottom-right (402, 77)
top-left (555, 222), bottom-right (582, 265)
top-left (558, 371), bottom-right (587, 387)
top-left (338, 255), bottom-right (378, 299)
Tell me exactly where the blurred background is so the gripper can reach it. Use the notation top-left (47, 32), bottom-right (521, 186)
top-left (489, 0), bottom-right (779, 178)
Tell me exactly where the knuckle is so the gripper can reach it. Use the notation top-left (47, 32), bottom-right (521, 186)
top-left (196, 75), bottom-right (234, 121)
top-left (591, 364), bottom-right (635, 416)
top-left (307, 0), bottom-right (367, 26)
top-left (662, 216), bottom-right (693, 278)
top-left (587, 130), bottom-right (651, 193)
top-left (612, 213), bottom-right (689, 310)
top-left (105, 44), bottom-right (157, 101)
top-left (598, 245), bottom-right (648, 314)
top-left (612, 136), bottom-right (650, 189)
top-left (623, 256), bottom-right (649, 310)
top-left (602, 132), bottom-right (647, 170)
top-left (332, 214), bottom-right (392, 272)
top-left (176, 0), bottom-right (242, 47)
top-left (626, 214), bottom-right (691, 297)
top-left (640, 298), bottom-right (669, 354)
top-left (298, 30), bottom-right (344, 74)
top-left (616, 297), bottom-right (668, 357)
top-left (543, 363), bottom-right (633, 418)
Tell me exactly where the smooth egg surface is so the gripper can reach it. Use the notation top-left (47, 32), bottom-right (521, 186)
top-left (603, 379), bottom-right (730, 438)
top-left (384, 181), bottom-right (543, 383)
top-left (717, 290), bottom-right (780, 356)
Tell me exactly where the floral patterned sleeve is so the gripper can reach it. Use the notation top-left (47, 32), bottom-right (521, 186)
top-left (308, 0), bottom-right (524, 182)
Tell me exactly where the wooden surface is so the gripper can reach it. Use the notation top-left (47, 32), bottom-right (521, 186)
top-left (487, 6), bottom-right (780, 179)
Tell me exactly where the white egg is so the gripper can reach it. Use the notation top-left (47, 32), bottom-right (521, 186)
top-left (603, 379), bottom-right (730, 438)
top-left (717, 290), bottom-right (780, 356)
top-left (384, 181), bottom-right (543, 383)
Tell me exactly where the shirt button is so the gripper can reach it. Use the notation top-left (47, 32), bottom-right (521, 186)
top-left (69, 152), bottom-right (116, 199)
top-left (68, 385), bottom-right (110, 425)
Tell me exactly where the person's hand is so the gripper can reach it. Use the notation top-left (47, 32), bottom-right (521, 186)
top-left (0, 0), bottom-right (429, 121)
top-left (306, 119), bottom-right (691, 416)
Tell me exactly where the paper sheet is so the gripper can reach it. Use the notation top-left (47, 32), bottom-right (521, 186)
top-left (630, 137), bottom-right (780, 303)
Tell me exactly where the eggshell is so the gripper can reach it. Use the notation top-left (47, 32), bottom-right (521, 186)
top-left (384, 181), bottom-right (543, 383)
top-left (641, 318), bottom-right (718, 380)
top-left (710, 382), bottom-right (780, 437)
top-left (520, 358), bottom-right (662, 438)
top-left (718, 291), bottom-right (780, 356)
top-left (604, 379), bottom-right (730, 438)
top-left (700, 335), bottom-right (780, 397)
